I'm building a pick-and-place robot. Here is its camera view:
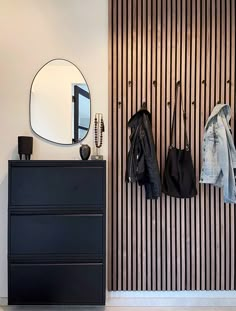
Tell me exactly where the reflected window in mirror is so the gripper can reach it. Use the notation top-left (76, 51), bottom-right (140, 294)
top-left (30, 59), bottom-right (91, 145)
top-left (72, 84), bottom-right (90, 143)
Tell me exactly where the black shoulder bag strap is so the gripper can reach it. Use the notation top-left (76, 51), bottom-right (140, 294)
top-left (170, 85), bottom-right (189, 150)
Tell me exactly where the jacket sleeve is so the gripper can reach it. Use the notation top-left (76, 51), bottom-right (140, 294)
top-left (140, 114), bottom-right (161, 199)
top-left (219, 115), bottom-right (236, 203)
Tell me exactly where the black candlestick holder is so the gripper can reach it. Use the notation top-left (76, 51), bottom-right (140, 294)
top-left (18, 136), bottom-right (33, 160)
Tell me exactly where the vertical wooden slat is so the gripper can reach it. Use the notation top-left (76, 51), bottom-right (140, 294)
top-left (166, 0), bottom-right (172, 291)
top-left (190, 0), bottom-right (197, 291)
top-left (230, 0), bottom-right (235, 289)
top-left (141, 0), bottom-right (147, 290)
top-left (133, 0), bottom-right (138, 291)
top-left (127, 0), bottom-right (132, 291)
top-left (170, 0), bottom-right (177, 291)
top-left (156, 0), bottom-right (162, 291)
top-left (111, 0), bottom-right (118, 291)
top-left (200, 0), bottom-right (206, 290)
top-left (220, 0), bottom-right (226, 291)
top-left (117, 0), bottom-right (122, 291)
top-left (161, 0), bottom-right (167, 291)
top-left (169, 0), bottom-right (175, 291)
top-left (146, 0), bottom-right (152, 290)
top-left (185, 0), bottom-right (191, 291)
top-left (205, 0), bottom-right (211, 291)
top-left (151, 0), bottom-right (157, 290)
top-left (175, 0), bottom-right (181, 291)
top-left (131, 0), bottom-right (137, 290)
top-left (225, 0), bottom-right (230, 291)
top-left (210, 0), bottom-right (216, 290)
top-left (228, 0), bottom-right (234, 291)
top-left (215, 0), bottom-right (221, 290)
top-left (122, 0), bottom-right (127, 290)
top-left (108, 0), bottom-right (113, 291)
top-left (181, 0), bottom-right (187, 290)
top-left (195, 0), bottom-right (201, 291)
top-left (109, 0), bottom-right (236, 291)
top-left (136, 0), bottom-right (142, 290)
top-left (179, 0), bottom-right (184, 289)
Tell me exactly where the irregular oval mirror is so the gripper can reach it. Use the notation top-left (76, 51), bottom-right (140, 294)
top-left (30, 59), bottom-right (91, 144)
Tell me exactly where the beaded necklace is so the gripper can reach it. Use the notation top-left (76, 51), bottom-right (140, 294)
top-left (94, 113), bottom-right (105, 148)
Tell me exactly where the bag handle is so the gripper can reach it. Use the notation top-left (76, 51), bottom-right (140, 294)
top-left (170, 84), bottom-right (189, 150)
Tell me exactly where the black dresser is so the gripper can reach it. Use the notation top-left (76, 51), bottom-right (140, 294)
top-left (8, 160), bottom-right (106, 305)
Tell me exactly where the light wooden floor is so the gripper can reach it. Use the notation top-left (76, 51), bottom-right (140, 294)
top-left (1, 307), bottom-right (236, 311)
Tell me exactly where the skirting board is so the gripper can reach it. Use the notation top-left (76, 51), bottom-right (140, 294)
top-left (0, 298), bottom-right (7, 306)
top-left (2, 293), bottom-right (236, 307)
top-left (106, 291), bottom-right (236, 307)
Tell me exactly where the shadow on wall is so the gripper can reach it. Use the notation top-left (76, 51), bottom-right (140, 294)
top-left (0, 174), bottom-right (8, 297)
top-left (0, 146), bottom-right (19, 296)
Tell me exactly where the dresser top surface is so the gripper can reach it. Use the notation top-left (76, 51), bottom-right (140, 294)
top-left (9, 160), bottom-right (106, 167)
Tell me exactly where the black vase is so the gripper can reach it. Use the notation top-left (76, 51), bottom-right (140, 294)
top-left (18, 136), bottom-right (33, 160)
top-left (80, 144), bottom-right (91, 160)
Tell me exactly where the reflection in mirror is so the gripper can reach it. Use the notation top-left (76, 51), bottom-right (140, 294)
top-left (30, 59), bottom-right (91, 145)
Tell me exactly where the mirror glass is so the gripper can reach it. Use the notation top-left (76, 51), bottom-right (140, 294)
top-left (30, 59), bottom-right (91, 145)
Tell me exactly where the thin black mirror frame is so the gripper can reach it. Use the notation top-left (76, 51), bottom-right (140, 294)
top-left (29, 58), bottom-right (91, 145)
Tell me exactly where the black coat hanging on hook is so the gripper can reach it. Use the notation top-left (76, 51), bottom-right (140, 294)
top-left (126, 106), bottom-right (161, 199)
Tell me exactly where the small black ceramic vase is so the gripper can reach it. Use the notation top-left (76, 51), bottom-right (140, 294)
top-left (80, 144), bottom-right (91, 160)
top-left (18, 136), bottom-right (33, 160)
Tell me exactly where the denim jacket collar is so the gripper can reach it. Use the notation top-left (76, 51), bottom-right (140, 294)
top-left (205, 103), bottom-right (231, 129)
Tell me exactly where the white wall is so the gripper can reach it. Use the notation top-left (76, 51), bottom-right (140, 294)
top-left (0, 0), bottom-right (108, 298)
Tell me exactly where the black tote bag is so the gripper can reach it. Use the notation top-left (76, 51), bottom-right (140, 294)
top-left (162, 85), bottom-right (197, 198)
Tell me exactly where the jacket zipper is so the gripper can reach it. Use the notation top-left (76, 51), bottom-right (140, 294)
top-left (129, 124), bottom-right (141, 181)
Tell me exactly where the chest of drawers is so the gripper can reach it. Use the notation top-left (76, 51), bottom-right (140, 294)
top-left (8, 160), bottom-right (106, 305)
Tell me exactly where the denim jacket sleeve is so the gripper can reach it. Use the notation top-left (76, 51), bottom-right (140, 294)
top-left (200, 122), bottom-right (222, 186)
top-left (219, 113), bottom-right (236, 203)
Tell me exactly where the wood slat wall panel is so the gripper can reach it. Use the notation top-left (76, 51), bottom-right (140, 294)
top-left (109, 0), bottom-right (236, 291)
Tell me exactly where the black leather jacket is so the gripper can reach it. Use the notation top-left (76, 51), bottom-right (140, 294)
top-left (126, 109), bottom-right (161, 199)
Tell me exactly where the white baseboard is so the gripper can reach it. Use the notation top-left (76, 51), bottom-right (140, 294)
top-left (0, 297), bottom-right (7, 306)
top-left (106, 291), bottom-right (236, 307)
top-left (2, 293), bottom-right (236, 307)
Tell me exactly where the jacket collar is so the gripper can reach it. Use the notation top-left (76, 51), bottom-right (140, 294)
top-left (128, 109), bottom-right (151, 127)
top-left (205, 103), bottom-right (231, 129)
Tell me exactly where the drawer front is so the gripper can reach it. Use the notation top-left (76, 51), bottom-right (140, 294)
top-left (9, 263), bottom-right (105, 305)
top-left (10, 214), bottom-right (103, 256)
top-left (10, 166), bottom-right (105, 206)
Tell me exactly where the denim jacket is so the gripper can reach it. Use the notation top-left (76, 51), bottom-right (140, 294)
top-left (200, 104), bottom-right (236, 203)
